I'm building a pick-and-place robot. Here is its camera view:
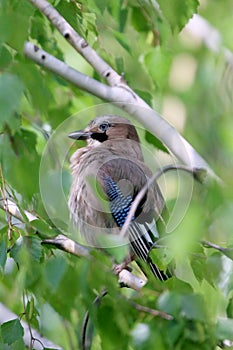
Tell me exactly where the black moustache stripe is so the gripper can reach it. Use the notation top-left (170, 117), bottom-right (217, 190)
top-left (91, 132), bottom-right (108, 142)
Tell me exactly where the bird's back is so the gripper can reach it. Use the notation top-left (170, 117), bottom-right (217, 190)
top-left (69, 140), bottom-right (164, 245)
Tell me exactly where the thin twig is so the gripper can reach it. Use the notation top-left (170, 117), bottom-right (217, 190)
top-left (0, 166), bottom-right (13, 240)
top-left (201, 240), bottom-right (225, 252)
top-left (22, 291), bottom-right (34, 349)
top-left (120, 164), bottom-right (201, 238)
top-left (129, 301), bottom-right (173, 320)
top-left (201, 240), bottom-right (233, 261)
top-left (81, 290), bottom-right (108, 350)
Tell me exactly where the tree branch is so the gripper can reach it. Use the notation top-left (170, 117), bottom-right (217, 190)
top-left (28, 0), bottom-right (122, 86)
top-left (24, 0), bottom-right (219, 180)
top-left (0, 198), bottom-right (36, 223)
top-left (41, 234), bottom-right (89, 258)
top-left (24, 42), bottom-right (115, 102)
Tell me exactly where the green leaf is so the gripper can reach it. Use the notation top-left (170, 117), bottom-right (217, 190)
top-left (9, 338), bottom-right (25, 350)
top-left (0, 129), bottom-right (40, 200)
top-left (25, 297), bottom-right (40, 329)
top-left (55, 1), bottom-right (83, 36)
top-left (131, 7), bottom-right (150, 32)
top-left (9, 237), bottom-right (23, 265)
top-left (149, 244), bottom-right (173, 271)
top-left (206, 252), bottom-right (223, 282)
top-left (0, 240), bottom-right (7, 272)
top-left (145, 47), bottom-right (172, 89)
top-left (113, 31), bottom-right (132, 54)
top-left (0, 3), bottom-right (33, 52)
top-left (96, 234), bottom-right (128, 263)
top-left (0, 74), bottom-right (24, 131)
top-left (24, 236), bottom-right (43, 262)
top-left (82, 12), bottom-right (98, 45)
top-left (27, 297), bottom-right (34, 320)
top-left (30, 15), bottom-right (52, 49)
top-left (47, 105), bottom-right (72, 129)
top-left (158, 292), bottom-right (206, 321)
top-left (227, 297), bottom-right (233, 319)
top-left (219, 247), bottom-right (233, 261)
top-left (181, 294), bottom-right (206, 322)
top-left (10, 236), bottom-right (42, 264)
top-left (166, 276), bottom-right (193, 293)
top-left (88, 0), bottom-right (108, 13)
top-left (115, 57), bottom-right (124, 74)
top-left (216, 317), bottom-right (233, 341)
top-left (119, 8), bottom-right (128, 32)
top-left (44, 255), bottom-right (67, 291)
top-left (30, 219), bottom-right (58, 237)
top-left (13, 62), bottom-right (54, 114)
top-left (0, 45), bottom-right (12, 70)
top-left (145, 130), bottom-right (169, 153)
top-left (134, 90), bottom-right (153, 107)
top-left (1, 319), bottom-right (24, 345)
top-left (45, 263), bottom-right (81, 319)
top-left (190, 254), bottom-right (211, 284)
top-left (157, 0), bottom-right (199, 32)
top-left (97, 297), bottom-right (130, 350)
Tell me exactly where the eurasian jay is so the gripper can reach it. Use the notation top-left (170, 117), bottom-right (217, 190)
top-left (68, 115), bottom-right (169, 280)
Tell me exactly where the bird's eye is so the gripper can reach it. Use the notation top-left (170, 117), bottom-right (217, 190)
top-left (99, 122), bottom-right (110, 132)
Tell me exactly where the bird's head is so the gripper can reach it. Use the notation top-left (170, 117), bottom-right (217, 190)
top-left (68, 115), bottom-right (140, 146)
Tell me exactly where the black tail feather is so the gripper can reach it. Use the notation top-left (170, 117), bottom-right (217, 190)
top-left (129, 222), bottom-right (170, 281)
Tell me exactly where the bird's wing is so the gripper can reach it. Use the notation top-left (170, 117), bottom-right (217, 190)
top-left (98, 158), bottom-right (169, 280)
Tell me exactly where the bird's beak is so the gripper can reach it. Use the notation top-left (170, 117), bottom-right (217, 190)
top-left (68, 130), bottom-right (92, 140)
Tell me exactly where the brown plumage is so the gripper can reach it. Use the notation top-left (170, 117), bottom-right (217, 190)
top-left (68, 115), bottom-right (169, 280)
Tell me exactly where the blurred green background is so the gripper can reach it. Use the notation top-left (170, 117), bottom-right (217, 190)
top-left (1, 0), bottom-right (233, 349)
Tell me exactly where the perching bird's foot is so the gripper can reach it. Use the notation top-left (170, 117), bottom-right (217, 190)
top-left (113, 255), bottom-right (133, 275)
top-left (113, 263), bottom-right (132, 275)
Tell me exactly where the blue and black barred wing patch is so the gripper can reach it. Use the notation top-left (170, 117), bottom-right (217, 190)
top-left (103, 174), bottom-right (169, 281)
top-left (104, 174), bottom-right (135, 227)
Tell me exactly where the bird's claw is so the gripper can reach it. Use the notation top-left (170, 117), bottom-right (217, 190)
top-left (113, 263), bottom-right (132, 275)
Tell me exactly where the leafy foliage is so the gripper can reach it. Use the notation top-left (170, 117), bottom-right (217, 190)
top-left (1, 0), bottom-right (233, 349)
top-left (1, 319), bottom-right (24, 346)
top-left (157, 0), bottom-right (199, 32)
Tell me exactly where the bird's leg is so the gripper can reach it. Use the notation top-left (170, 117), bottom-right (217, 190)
top-left (113, 253), bottom-right (134, 275)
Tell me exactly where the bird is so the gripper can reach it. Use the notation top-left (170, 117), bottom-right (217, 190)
top-left (68, 115), bottom-right (169, 280)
